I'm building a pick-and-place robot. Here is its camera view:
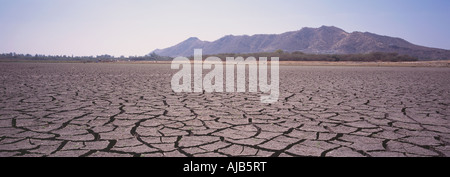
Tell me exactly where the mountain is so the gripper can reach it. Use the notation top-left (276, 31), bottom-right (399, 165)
top-left (152, 26), bottom-right (450, 60)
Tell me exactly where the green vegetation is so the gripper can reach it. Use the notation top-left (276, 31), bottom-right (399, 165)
top-left (0, 52), bottom-right (172, 62)
top-left (1, 51), bottom-right (418, 62)
top-left (200, 51), bottom-right (418, 62)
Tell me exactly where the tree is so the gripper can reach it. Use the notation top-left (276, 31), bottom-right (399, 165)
top-left (275, 49), bottom-right (284, 55)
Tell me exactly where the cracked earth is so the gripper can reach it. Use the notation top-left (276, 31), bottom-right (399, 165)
top-left (0, 63), bottom-right (449, 157)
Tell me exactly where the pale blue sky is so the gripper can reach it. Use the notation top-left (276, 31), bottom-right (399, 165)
top-left (0, 0), bottom-right (449, 56)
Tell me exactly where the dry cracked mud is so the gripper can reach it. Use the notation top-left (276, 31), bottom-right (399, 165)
top-left (0, 63), bottom-right (449, 157)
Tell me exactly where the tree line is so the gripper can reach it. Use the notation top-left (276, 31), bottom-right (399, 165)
top-left (1, 50), bottom-right (418, 62)
top-left (0, 52), bottom-right (172, 62)
top-left (199, 50), bottom-right (418, 62)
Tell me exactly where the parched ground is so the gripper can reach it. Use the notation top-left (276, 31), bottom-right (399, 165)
top-left (0, 63), bottom-right (449, 157)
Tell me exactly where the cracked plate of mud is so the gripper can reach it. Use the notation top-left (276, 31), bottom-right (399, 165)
top-left (0, 63), bottom-right (449, 157)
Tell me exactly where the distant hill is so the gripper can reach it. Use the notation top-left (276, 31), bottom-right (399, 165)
top-left (152, 26), bottom-right (450, 60)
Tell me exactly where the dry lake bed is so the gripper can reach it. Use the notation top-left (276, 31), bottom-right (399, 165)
top-left (0, 62), bottom-right (449, 157)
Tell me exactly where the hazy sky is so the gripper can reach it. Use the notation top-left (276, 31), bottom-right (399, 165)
top-left (1, 0), bottom-right (449, 56)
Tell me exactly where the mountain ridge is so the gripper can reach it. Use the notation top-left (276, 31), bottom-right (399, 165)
top-left (152, 26), bottom-right (450, 60)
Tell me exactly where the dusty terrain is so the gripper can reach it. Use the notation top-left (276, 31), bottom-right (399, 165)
top-left (0, 62), bottom-right (449, 157)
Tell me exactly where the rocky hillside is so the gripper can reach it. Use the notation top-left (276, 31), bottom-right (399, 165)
top-left (152, 26), bottom-right (450, 60)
